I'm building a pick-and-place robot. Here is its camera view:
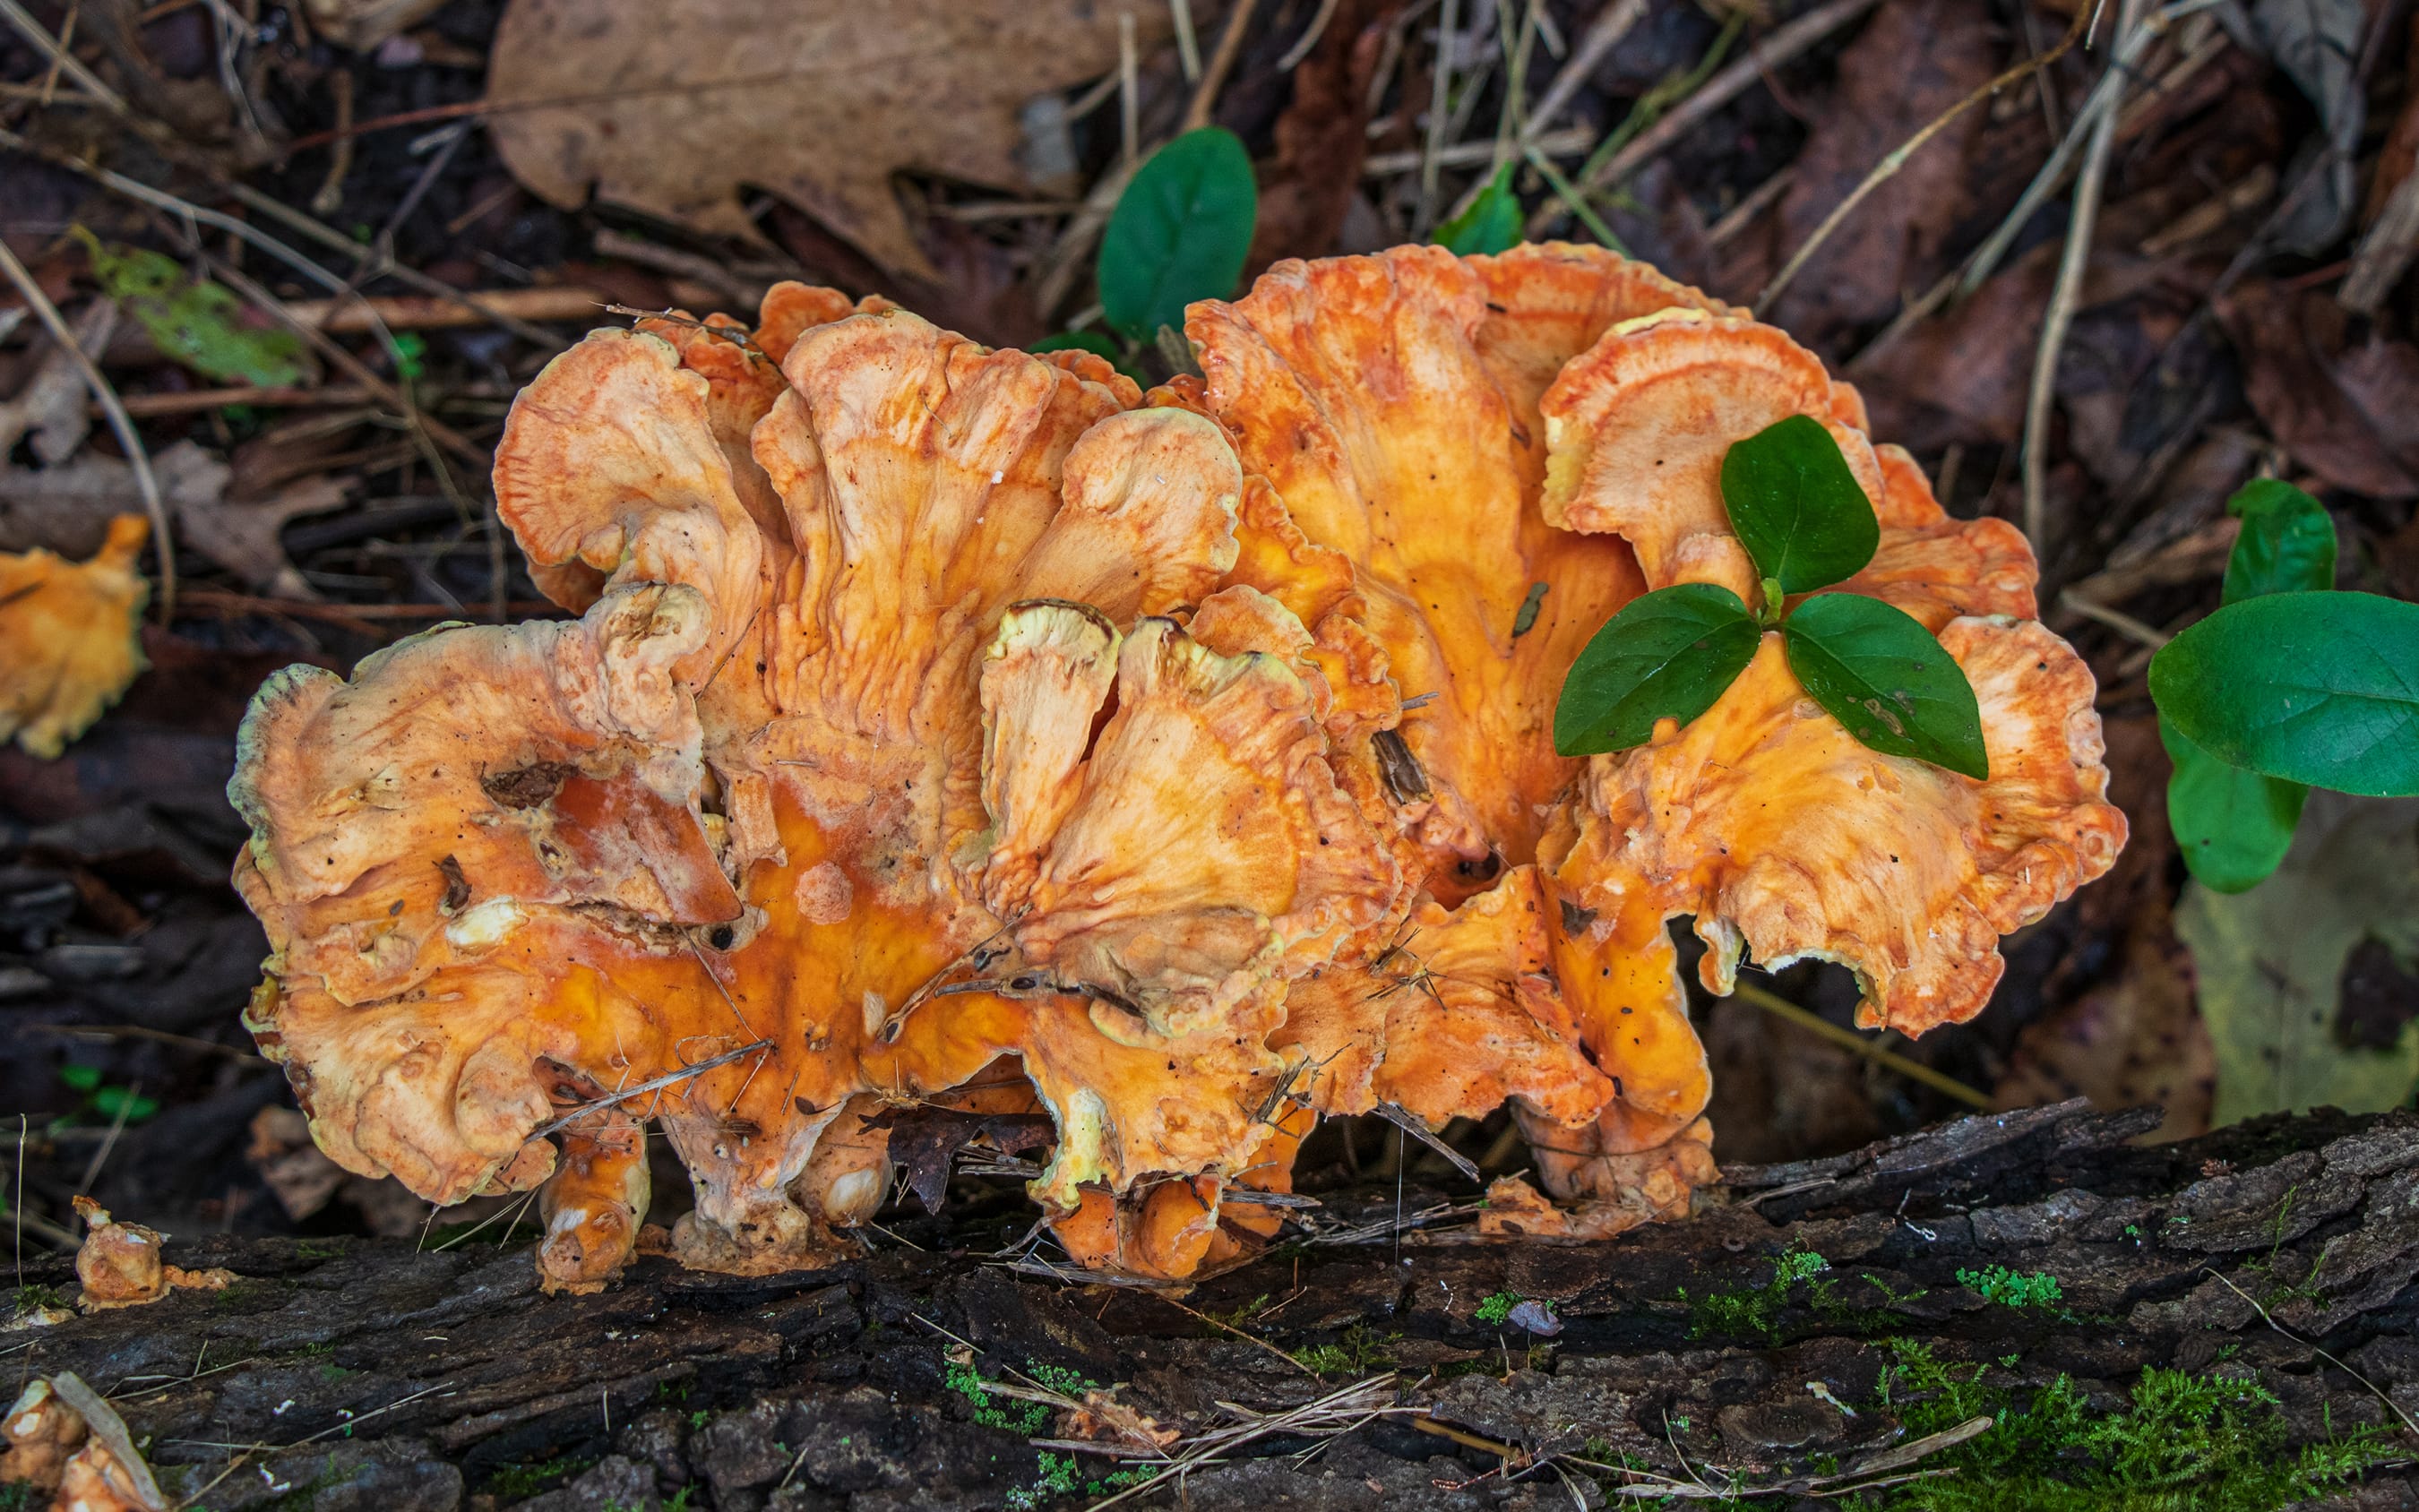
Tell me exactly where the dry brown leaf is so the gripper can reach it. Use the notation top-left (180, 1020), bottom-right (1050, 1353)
top-left (486, 0), bottom-right (1169, 279)
top-left (2217, 279), bottom-right (2419, 498)
top-left (1757, 0), bottom-right (2001, 351)
top-left (176, 476), bottom-right (349, 599)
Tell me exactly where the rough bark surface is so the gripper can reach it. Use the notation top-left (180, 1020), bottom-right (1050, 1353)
top-left (8, 1099), bottom-right (2419, 1510)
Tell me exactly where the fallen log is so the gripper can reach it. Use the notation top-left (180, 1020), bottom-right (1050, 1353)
top-left (5, 1098), bottom-right (2416, 1510)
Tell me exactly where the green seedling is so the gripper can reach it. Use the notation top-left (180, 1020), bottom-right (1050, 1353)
top-left (1556, 417), bottom-right (1986, 779)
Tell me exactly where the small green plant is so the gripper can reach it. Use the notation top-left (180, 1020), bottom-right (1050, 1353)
top-left (1957, 1266), bottom-right (2063, 1310)
top-left (1474, 1290), bottom-right (1521, 1325)
top-left (2152, 479), bottom-right (2419, 892)
top-left (1555, 417), bottom-right (1986, 778)
top-left (55, 1063), bottom-right (159, 1124)
top-left (1295, 1325), bottom-right (1399, 1377)
top-left (11, 1284), bottom-right (68, 1315)
top-left (1850, 1339), bottom-right (2394, 1510)
top-left (1433, 162), bottom-right (1523, 255)
top-left (1679, 1241), bottom-right (1831, 1341)
top-left (1035, 128), bottom-right (1256, 374)
top-left (486, 1454), bottom-right (594, 1500)
top-left (390, 331), bottom-right (428, 385)
top-left (687, 1408), bottom-right (709, 1430)
top-left (1005, 1450), bottom-right (1083, 1509)
top-left (946, 1355), bottom-right (1097, 1436)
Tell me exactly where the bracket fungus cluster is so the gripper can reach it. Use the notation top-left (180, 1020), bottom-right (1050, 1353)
top-left (230, 245), bottom-right (2122, 1290)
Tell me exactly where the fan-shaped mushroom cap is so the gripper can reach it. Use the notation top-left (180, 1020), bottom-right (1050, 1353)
top-left (1533, 308), bottom-right (2122, 1040)
top-left (1546, 624), bottom-right (2127, 1035)
top-left (0, 514), bottom-right (149, 759)
top-left (1540, 311), bottom-right (1882, 603)
top-left (1186, 245), bottom-right (1723, 1181)
top-left (233, 287), bottom-right (1399, 1283)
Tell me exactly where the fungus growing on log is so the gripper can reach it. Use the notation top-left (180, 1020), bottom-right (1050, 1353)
top-left (230, 251), bottom-right (2120, 1286)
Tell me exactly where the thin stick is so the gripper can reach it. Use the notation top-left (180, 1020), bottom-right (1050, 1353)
top-left (2057, 588), bottom-right (2173, 649)
top-left (1183, 0), bottom-right (1260, 132)
top-left (1276, 0), bottom-right (1342, 71)
top-left (0, 0), bottom-right (126, 111)
top-left (1154, 1294), bottom-right (1317, 1376)
top-left (1168, 0), bottom-right (1201, 80)
top-left (76, 1082), bottom-right (140, 1204)
top-left (1524, 142), bottom-right (1624, 249)
top-left (2201, 1267), bottom-right (2419, 1439)
top-left (1416, 0), bottom-right (1461, 232)
top-left (526, 1038), bottom-right (773, 1141)
top-left (1119, 12), bottom-right (1141, 168)
top-left (0, 237), bottom-right (175, 616)
top-left (1527, 0), bottom-right (1646, 135)
top-left (1754, 0), bottom-right (2095, 314)
top-left (1726, 981), bottom-right (1993, 1110)
top-left (1573, 0), bottom-right (1883, 196)
top-left (1952, 0), bottom-right (2225, 303)
top-left (13, 1115), bottom-right (24, 1285)
top-left (1706, 167), bottom-right (1794, 248)
top-left (2022, 0), bottom-right (2135, 557)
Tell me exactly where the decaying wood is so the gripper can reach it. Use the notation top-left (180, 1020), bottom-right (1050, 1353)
top-left (6, 1099), bottom-right (2417, 1510)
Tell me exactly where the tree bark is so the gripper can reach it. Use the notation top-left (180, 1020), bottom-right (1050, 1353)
top-left (7, 1098), bottom-right (2417, 1511)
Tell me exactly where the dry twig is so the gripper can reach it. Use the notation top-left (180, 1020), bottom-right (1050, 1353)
top-left (0, 238), bottom-right (176, 616)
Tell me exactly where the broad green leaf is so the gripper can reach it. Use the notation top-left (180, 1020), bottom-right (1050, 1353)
top-left (1098, 128), bottom-right (1257, 344)
top-left (2162, 715), bottom-right (2307, 893)
top-left (1781, 592), bottom-right (1986, 779)
top-left (2149, 591), bottom-right (2419, 796)
top-left (2177, 792), bottom-right (2419, 1125)
top-left (1433, 162), bottom-right (1523, 255)
top-left (1718, 415), bottom-right (1879, 597)
top-left (73, 227), bottom-right (304, 387)
top-left (56, 1064), bottom-right (102, 1094)
top-left (2222, 478), bottom-right (2336, 605)
top-left (1553, 583), bottom-right (1760, 756)
top-left (2157, 477), bottom-right (2334, 892)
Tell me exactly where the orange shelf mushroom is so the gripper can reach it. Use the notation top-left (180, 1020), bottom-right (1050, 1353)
top-left (230, 246), bottom-right (2120, 1287)
top-left (0, 515), bottom-right (150, 760)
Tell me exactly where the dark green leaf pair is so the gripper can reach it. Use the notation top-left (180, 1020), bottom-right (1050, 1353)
top-left (1554, 416), bottom-right (1987, 780)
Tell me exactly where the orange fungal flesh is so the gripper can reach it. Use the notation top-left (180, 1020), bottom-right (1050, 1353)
top-left (228, 255), bottom-right (2122, 1284)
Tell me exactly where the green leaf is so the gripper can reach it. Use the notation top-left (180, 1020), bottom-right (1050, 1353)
top-left (1781, 592), bottom-right (1987, 779)
top-left (56, 1064), bottom-right (101, 1094)
top-left (2162, 715), bottom-right (2307, 893)
top-left (1433, 163), bottom-right (1523, 255)
top-left (1030, 330), bottom-right (1124, 360)
top-left (1718, 414), bottom-right (1880, 597)
top-left (2157, 477), bottom-right (2335, 892)
top-left (1553, 584), bottom-right (1760, 756)
top-left (2176, 793), bottom-right (2419, 1124)
top-left (2222, 478), bottom-right (2336, 605)
top-left (2149, 591), bottom-right (2419, 797)
top-left (390, 331), bottom-right (427, 385)
top-left (73, 227), bottom-right (305, 387)
top-left (1098, 128), bottom-right (1257, 344)
top-left (91, 1087), bottom-right (159, 1123)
